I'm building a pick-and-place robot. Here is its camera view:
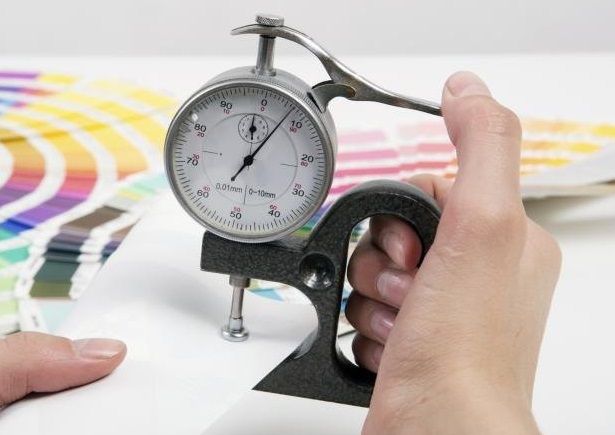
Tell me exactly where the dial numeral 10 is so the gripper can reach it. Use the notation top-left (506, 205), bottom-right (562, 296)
top-left (290, 120), bottom-right (302, 133)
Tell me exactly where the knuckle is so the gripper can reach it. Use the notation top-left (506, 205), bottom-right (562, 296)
top-left (448, 196), bottom-right (526, 240)
top-left (457, 96), bottom-right (521, 142)
top-left (344, 291), bottom-right (360, 322)
top-left (4, 331), bottom-right (34, 352)
top-left (347, 245), bottom-right (380, 292)
top-left (530, 221), bottom-right (563, 272)
top-left (347, 250), bottom-right (366, 289)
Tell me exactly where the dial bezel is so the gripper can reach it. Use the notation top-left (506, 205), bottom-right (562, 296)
top-left (164, 77), bottom-right (335, 243)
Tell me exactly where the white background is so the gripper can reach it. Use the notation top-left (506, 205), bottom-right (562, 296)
top-left (1, 0), bottom-right (615, 55)
top-left (2, 1), bottom-right (615, 433)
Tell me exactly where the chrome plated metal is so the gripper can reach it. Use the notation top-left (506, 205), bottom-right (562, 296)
top-left (164, 72), bottom-right (336, 244)
top-left (254, 14), bottom-right (284, 76)
top-left (255, 13), bottom-right (284, 27)
top-left (255, 36), bottom-right (276, 76)
top-left (221, 275), bottom-right (250, 342)
top-left (232, 23), bottom-right (442, 115)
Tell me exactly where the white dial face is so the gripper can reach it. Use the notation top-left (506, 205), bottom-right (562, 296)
top-left (166, 83), bottom-right (332, 241)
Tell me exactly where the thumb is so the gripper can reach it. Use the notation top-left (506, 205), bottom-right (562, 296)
top-left (0, 332), bottom-right (126, 407)
top-left (430, 72), bottom-right (526, 264)
top-left (442, 71), bottom-right (522, 203)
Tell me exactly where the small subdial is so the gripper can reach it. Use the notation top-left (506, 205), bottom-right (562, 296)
top-left (238, 114), bottom-right (269, 143)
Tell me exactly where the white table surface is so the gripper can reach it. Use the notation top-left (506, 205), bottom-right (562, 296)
top-left (2, 54), bottom-right (615, 434)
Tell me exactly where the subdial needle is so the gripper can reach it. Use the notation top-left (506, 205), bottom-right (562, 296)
top-left (231, 109), bottom-right (293, 182)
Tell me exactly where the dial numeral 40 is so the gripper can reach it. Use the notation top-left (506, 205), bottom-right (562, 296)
top-left (268, 204), bottom-right (281, 218)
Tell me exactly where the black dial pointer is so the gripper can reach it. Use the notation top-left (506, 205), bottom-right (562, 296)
top-left (249, 114), bottom-right (256, 141)
top-left (231, 109), bottom-right (293, 182)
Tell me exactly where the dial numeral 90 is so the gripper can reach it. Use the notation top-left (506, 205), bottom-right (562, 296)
top-left (220, 100), bottom-right (233, 115)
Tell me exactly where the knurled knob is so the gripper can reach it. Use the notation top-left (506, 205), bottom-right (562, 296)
top-left (255, 13), bottom-right (284, 27)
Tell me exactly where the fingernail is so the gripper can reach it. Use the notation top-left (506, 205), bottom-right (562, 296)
top-left (74, 338), bottom-right (126, 360)
top-left (445, 71), bottom-right (491, 98)
top-left (370, 310), bottom-right (395, 343)
top-left (376, 269), bottom-right (411, 307)
top-left (381, 231), bottom-right (405, 266)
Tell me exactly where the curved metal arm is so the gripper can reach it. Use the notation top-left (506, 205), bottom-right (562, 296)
top-left (232, 24), bottom-right (441, 116)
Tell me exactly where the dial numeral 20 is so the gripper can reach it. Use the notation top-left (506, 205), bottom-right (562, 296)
top-left (300, 154), bottom-right (314, 167)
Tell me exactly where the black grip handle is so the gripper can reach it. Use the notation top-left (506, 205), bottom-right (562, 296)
top-left (201, 180), bottom-right (441, 407)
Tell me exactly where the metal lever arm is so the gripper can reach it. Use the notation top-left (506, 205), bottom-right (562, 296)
top-left (231, 24), bottom-right (442, 115)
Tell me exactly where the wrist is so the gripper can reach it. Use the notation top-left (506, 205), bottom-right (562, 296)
top-left (365, 370), bottom-right (539, 435)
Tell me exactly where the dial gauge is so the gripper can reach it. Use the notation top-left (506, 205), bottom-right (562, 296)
top-left (165, 82), bottom-right (333, 242)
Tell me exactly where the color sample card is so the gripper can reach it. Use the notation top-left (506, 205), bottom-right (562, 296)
top-left (0, 70), bottom-right (175, 333)
top-left (2, 69), bottom-right (615, 336)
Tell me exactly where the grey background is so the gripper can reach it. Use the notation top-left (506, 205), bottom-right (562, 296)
top-left (1, 0), bottom-right (614, 55)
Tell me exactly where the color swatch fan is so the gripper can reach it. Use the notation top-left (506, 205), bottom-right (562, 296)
top-left (2, 69), bottom-right (614, 336)
top-left (0, 71), bottom-right (176, 334)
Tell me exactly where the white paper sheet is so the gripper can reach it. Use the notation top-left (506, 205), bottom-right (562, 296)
top-left (0, 193), bottom-right (315, 434)
top-left (203, 390), bottom-right (368, 435)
